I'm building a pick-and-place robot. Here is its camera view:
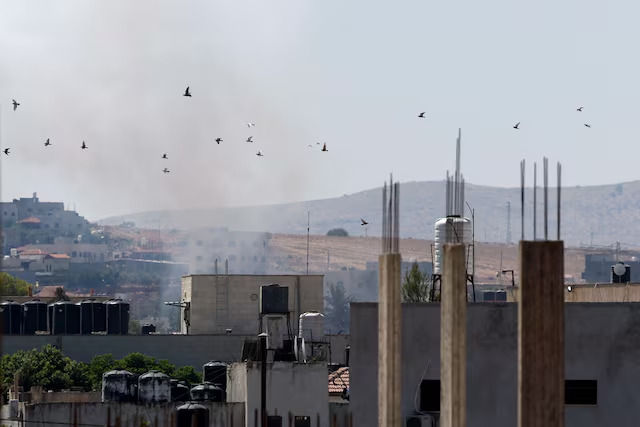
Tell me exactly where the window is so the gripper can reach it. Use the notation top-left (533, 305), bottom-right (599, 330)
top-left (565, 380), bottom-right (597, 405)
top-left (420, 380), bottom-right (440, 412)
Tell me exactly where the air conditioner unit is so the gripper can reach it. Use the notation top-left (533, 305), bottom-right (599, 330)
top-left (406, 414), bottom-right (436, 427)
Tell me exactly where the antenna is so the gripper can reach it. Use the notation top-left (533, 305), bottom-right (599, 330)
top-left (533, 162), bottom-right (537, 240)
top-left (557, 162), bottom-right (561, 240)
top-left (544, 157), bottom-right (549, 240)
top-left (306, 212), bottom-right (310, 275)
top-left (520, 160), bottom-right (525, 241)
top-left (506, 202), bottom-right (512, 244)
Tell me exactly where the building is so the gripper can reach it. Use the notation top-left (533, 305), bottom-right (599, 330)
top-left (181, 274), bottom-right (324, 335)
top-left (582, 253), bottom-right (640, 283)
top-left (350, 302), bottom-right (640, 427)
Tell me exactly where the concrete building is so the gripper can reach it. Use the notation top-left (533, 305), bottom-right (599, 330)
top-left (228, 361), bottom-right (329, 427)
top-left (181, 274), bottom-right (324, 335)
top-left (350, 302), bottom-right (640, 427)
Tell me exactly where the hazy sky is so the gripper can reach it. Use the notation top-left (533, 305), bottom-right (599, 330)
top-left (1, 1), bottom-right (638, 221)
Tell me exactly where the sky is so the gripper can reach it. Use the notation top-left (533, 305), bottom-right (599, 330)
top-left (1, 0), bottom-right (639, 222)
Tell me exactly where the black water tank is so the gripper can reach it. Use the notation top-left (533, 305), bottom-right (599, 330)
top-left (1, 301), bottom-right (22, 335)
top-left (260, 284), bottom-right (288, 314)
top-left (101, 370), bottom-right (137, 403)
top-left (105, 299), bottom-right (129, 335)
top-left (141, 324), bottom-right (156, 334)
top-left (50, 301), bottom-right (80, 334)
top-left (176, 402), bottom-right (209, 427)
top-left (80, 299), bottom-right (107, 334)
top-left (202, 361), bottom-right (227, 393)
top-left (170, 379), bottom-right (190, 402)
top-left (189, 382), bottom-right (224, 402)
top-left (22, 300), bottom-right (48, 335)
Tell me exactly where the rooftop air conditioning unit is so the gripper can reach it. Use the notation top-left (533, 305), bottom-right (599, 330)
top-left (406, 414), bottom-right (436, 427)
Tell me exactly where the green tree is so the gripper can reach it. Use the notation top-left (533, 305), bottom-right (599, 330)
top-left (51, 287), bottom-right (70, 302)
top-left (0, 273), bottom-right (31, 296)
top-left (326, 228), bottom-right (349, 237)
top-left (401, 262), bottom-right (432, 303)
top-left (173, 365), bottom-right (201, 386)
top-left (324, 282), bottom-right (352, 333)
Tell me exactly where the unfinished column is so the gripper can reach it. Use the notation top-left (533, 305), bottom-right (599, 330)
top-left (518, 240), bottom-right (564, 427)
top-left (440, 243), bottom-right (467, 427)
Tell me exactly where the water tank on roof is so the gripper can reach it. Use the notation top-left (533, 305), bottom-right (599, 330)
top-left (202, 361), bottom-right (227, 396)
top-left (22, 300), bottom-right (48, 335)
top-left (80, 299), bottom-right (106, 334)
top-left (299, 311), bottom-right (325, 342)
top-left (0, 301), bottom-right (22, 335)
top-left (102, 370), bottom-right (137, 403)
top-left (434, 216), bottom-right (472, 275)
top-left (190, 382), bottom-right (224, 402)
top-left (105, 299), bottom-right (129, 335)
top-left (176, 402), bottom-right (209, 427)
top-left (260, 284), bottom-right (288, 314)
top-left (50, 301), bottom-right (80, 334)
top-left (138, 370), bottom-right (170, 403)
top-left (170, 379), bottom-right (190, 402)
top-left (141, 324), bottom-right (156, 334)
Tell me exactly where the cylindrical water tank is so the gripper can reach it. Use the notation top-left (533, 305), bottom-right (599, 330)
top-left (22, 300), bottom-right (48, 335)
top-left (298, 311), bottom-right (325, 342)
top-left (79, 299), bottom-right (107, 334)
top-left (105, 299), bottom-right (129, 335)
top-left (176, 402), bottom-right (209, 427)
top-left (190, 382), bottom-right (224, 402)
top-left (102, 370), bottom-right (137, 403)
top-left (170, 379), bottom-right (191, 402)
top-left (50, 301), bottom-right (80, 334)
top-left (202, 361), bottom-right (227, 392)
top-left (141, 324), bottom-right (156, 335)
top-left (434, 216), bottom-right (472, 274)
top-left (138, 370), bottom-right (171, 403)
top-left (0, 301), bottom-right (22, 335)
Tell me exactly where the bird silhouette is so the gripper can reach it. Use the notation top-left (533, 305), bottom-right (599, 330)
top-left (361, 218), bottom-right (368, 226)
top-left (584, 124), bottom-right (591, 128)
top-left (418, 112), bottom-right (426, 118)
top-left (162, 168), bottom-right (170, 173)
top-left (81, 141), bottom-right (87, 149)
top-left (215, 138), bottom-right (222, 144)
top-left (513, 122), bottom-right (520, 129)
top-left (246, 136), bottom-right (253, 143)
top-left (322, 143), bottom-right (328, 152)
top-left (12, 99), bottom-right (19, 111)
top-left (183, 87), bottom-right (191, 97)
top-left (246, 122), bottom-right (255, 128)
top-left (3, 148), bottom-right (9, 155)
top-left (44, 139), bottom-right (51, 146)
top-left (256, 150), bottom-right (264, 157)
top-left (162, 153), bottom-right (168, 159)
top-left (577, 107), bottom-right (583, 112)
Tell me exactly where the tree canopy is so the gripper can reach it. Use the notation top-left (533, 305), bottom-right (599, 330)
top-left (1, 345), bottom-right (202, 394)
top-left (0, 273), bottom-right (31, 296)
top-left (401, 262), bottom-right (432, 303)
top-left (324, 282), bottom-right (352, 333)
top-left (326, 228), bottom-right (349, 237)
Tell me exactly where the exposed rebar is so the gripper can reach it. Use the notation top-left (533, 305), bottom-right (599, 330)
top-left (382, 175), bottom-right (400, 254)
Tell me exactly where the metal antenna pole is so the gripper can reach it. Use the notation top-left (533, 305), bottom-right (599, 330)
top-left (533, 163), bottom-right (537, 241)
top-left (306, 212), bottom-right (310, 275)
top-left (544, 157), bottom-right (549, 241)
top-left (520, 160), bottom-right (525, 241)
top-left (557, 163), bottom-right (562, 241)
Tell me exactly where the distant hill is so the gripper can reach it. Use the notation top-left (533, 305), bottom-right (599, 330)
top-left (98, 180), bottom-right (640, 248)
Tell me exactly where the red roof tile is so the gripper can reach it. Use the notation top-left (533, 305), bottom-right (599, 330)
top-left (48, 253), bottom-right (71, 259)
top-left (19, 249), bottom-right (49, 256)
top-left (18, 217), bottom-right (41, 224)
top-left (328, 367), bottom-right (349, 394)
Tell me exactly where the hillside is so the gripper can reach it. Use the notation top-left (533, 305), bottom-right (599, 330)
top-left (99, 180), bottom-right (640, 248)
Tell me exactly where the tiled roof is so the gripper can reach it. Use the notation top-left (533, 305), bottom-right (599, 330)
top-left (328, 366), bottom-right (349, 394)
top-left (48, 253), bottom-right (71, 259)
top-left (19, 248), bottom-right (49, 256)
top-left (18, 217), bottom-right (41, 224)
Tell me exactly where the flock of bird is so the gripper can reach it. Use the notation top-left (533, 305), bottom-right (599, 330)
top-left (2, 87), bottom-right (331, 168)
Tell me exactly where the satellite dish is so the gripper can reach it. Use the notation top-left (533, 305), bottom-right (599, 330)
top-left (613, 262), bottom-right (626, 276)
top-left (567, 285), bottom-right (573, 292)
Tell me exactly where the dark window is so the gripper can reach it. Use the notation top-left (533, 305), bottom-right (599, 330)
top-left (72, 251), bottom-right (77, 257)
top-left (293, 416), bottom-right (310, 427)
top-left (565, 380), bottom-right (597, 405)
top-left (420, 380), bottom-right (440, 412)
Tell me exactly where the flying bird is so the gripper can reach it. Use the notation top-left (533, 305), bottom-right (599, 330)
top-left (161, 153), bottom-right (168, 159)
top-left (215, 138), bottom-right (222, 144)
top-left (584, 123), bottom-right (591, 128)
top-left (246, 122), bottom-right (255, 128)
top-left (81, 141), bottom-right (87, 149)
top-left (44, 139), bottom-right (51, 146)
top-left (513, 122), bottom-right (520, 129)
top-left (246, 136), bottom-right (253, 143)
top-left (577, 107), bottom-right (583, 112)
top-left (321, 143), bottom-right (328, 152)
top-left (361, 218), bottom-right (368, 226)
top-left (256, 150), bottom-right (264, 157)
top-left (12, 99), bottom-right (19, 111)
top-left (162, 168), bottom-right (170, 173)
top-left (418, 112), bottom-right (426, 118)
top-left (183, 87), bottom-right (191, 97)
top-left (3, 148), bottom-right (9, 155)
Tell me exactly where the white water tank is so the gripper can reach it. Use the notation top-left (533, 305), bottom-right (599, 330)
top-left (299, 311), bottom-right (325, 342)
top-left (434, 216), bottom-right (472, 274)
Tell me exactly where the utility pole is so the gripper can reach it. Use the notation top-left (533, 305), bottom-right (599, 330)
top-left (306, 212), bottom-right (310, 275)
